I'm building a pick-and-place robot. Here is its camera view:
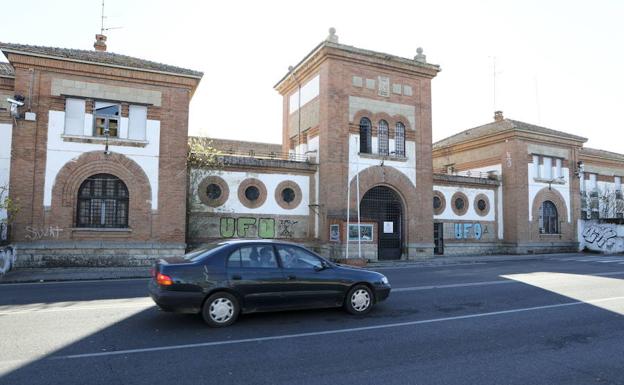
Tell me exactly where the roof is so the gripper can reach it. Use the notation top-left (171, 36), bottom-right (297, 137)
top-left (580, 147), bottom-right (624, 162)
top-left (274, 40), bottom-right (441, 89)
top-left (433, 118), bottom-right (587, 149)
top-left (0, 42), bottom-right (203, 78)
top-left (0, 62), bottom-right (14, 78)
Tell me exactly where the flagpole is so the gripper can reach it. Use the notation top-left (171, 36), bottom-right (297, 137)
top-left (356, 137), bottom-right (362, 259)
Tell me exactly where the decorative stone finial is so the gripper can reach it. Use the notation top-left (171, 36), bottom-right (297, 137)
top-left (326, 27), bottom-right (339, 43)
top-left (414, 47), bottom-right (426, 63)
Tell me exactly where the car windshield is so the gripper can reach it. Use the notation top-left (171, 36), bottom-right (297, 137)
top-left (183, 243), bottom-right (227, 262)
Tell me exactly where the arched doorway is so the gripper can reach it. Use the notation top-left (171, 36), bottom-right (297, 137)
top-left (360, 186), bottom-right (404, 260)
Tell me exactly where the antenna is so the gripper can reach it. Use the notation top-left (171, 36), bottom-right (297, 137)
top-left (99, 0), bottom-right (122, 35)
top-left (534, 74), bottom-right (541, 124)
top-left (490, 56), bottom-right (503, 112)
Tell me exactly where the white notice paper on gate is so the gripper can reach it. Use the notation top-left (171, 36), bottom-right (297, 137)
top-left (383, 221), bottom-right (393, 233)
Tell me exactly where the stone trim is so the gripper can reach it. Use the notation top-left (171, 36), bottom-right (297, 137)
top-left (198, 176), bottom-right (229, 207)
top-left (433, 190), bottom-right (446, 215)
top-left (451, 192), bottom-right (469, 216)
top-left (62, 134), bottom-right (148, 148)
top-left (474, 193), bottom-right (490, 217)
top-left (238, 178), bottom-right (267, 209)
top-left (275, 180), bottom-right (303, 210)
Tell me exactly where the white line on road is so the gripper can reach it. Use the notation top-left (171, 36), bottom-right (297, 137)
top-left (0, 298), bottom-right (153, 316)
top-left (0, 278), bottom-right (149, 286)
top-left (48, 295), bottom-right (624, 360)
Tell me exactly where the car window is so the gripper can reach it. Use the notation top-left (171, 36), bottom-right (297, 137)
top-left (229, 245), bottom-right (278, 269)
top-left (276, 245), bottom-right (323, 270)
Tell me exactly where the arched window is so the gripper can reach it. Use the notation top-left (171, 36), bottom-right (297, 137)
top-left (359, 117), bottom-right (372, 153)
top-left (395, 122), bottom-right (405, 157)
top-left (378, 120), bottom-right (389, 155)
top-left (539, 200), bottom-right (558, 234)
top-left (77, 174), bottom-right (129, 228)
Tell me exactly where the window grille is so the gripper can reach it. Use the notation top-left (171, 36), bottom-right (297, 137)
top-left (378, 120), bottom-right (389, 155)
top-left (76, 174), bottom-right (129, 228)
top-left (395, 122), bottom-right (405, 157)
top-left (359, 118), bottom-right (372, 153)
top-left (539, 200), bottom-right (558, 234)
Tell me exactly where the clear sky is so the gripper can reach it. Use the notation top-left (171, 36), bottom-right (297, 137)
top-left (1, 0), bottom-right (623, 152)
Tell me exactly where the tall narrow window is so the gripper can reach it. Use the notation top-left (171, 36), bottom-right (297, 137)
top-left (378, 120), bottom-right (389, 155)
top-left (65, 98), bottom-right (85, 136)
top-left (542, 156), bottom-right (552, 179)
top-left (395, 122), bottom-right (405, 157)
top-left (555, 158), bottom-right (562, 178)
top-left (359, 117), bottom-right (372, 154)
top-left (94, 102), bottom-right (120, 137)
top-left (128, 105), bottom-right (147, 140)
top-left (77, 174), bottom-right (129, 228)
top-left (532, 155), bottom-right (540, 178)
top-left (539, 200), bottom-right (558, 234)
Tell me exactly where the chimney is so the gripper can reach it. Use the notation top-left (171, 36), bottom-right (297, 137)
top-left (494, 110), bottom-right (504, 122)
top-left (326, 27), bottom-right (339, 43)
top-left (94, 34), bottom-right (107, 51)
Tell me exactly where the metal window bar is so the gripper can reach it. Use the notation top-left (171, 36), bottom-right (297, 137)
top-left (359, 118), bottom-right (372, 153)
top-left (378, 120), bottom-right (389, 156)
top-left (76, 174), bottom-right (129, 228)
top-left (395, 122), bottom-right (405, 157)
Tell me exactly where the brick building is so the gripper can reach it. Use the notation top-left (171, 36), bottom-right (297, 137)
top-left (3, 30), bottom-right (624, 267)
top-left (0, 36), bottom-right (202, 266)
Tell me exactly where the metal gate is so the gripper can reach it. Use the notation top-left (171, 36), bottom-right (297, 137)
top-left (360, 186), bottom-right (403, 260)
top-left (433, 223), bottom-right (444, 255)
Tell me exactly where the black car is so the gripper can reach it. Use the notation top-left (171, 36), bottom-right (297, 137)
top-left (149, 240), bottom-right (391, 327)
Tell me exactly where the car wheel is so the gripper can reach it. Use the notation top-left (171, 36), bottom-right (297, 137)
top-left (202, 292), bottom-right (240, 327)
top-left (344, 284), bottom-right (373, 315)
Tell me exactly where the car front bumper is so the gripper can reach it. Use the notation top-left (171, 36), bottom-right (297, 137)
top-left (374, 285), bottom-right (391, 302)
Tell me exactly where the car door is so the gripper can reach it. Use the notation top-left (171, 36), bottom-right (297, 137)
top-left (226, 244), bottom-right (286, 311)
top-left (275, 244), bottom-right (344, 309)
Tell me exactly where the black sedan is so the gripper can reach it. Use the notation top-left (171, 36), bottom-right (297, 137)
top-left (149, 240), bottom-right (391, 327)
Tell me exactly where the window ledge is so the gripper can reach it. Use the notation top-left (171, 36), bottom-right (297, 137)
top-left (358, 153), bottom-right (408, 162)
top-left (62, 134), bottom-right (148, 148)
top-left (71, 227), bottom-right (132, 233)
top-left (533, 177), bottom-right (566, 185)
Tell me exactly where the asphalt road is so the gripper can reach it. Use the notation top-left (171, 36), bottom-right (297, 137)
top-left (1, 255), bottom-right (623, 385)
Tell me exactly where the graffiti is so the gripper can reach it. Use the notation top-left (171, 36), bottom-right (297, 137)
top-left (0, 246), bottom-right (15, 275)
top-left (219, 217), bottom-right (276, 238)
top-left (454, 223), bottom-right (485, 240)
top-left (278, 220), bottom-right (298, 238)
top-left (582, 225), bottom-right (621, 252)
top-left (24, 225), bottom-right (63, 241)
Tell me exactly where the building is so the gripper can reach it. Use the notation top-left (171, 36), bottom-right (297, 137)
top-left (0, 35), bottom-right (202, 267)
top-left (2, 30), bottom-right (623, 268)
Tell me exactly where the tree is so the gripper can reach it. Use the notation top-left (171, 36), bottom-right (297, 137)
top-left (0, 183), bottom-right (19, 243)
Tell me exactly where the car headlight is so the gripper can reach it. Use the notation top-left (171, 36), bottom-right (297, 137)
top-left (380, 275), bottom-right (389, 285)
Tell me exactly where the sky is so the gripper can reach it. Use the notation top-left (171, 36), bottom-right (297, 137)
top-left (1, 0), bottom-right (623, 152)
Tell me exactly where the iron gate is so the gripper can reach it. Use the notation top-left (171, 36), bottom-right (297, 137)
top-left (360, 186), bottom-right (403, 260)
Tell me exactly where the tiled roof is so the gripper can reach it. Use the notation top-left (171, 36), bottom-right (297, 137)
top-left (580, 147), bottom-right (624, 162)
top-left (434, 118), bottom-right (587, 149)
top-left (0, 42), bottom-right (202, 78)
top-left (0, 62), bottom-right (14, 77)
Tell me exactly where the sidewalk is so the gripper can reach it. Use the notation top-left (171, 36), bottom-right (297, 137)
top-left (0, 252), bottom-right (594, 284)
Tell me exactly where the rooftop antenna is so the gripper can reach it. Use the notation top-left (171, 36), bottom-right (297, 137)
top-left (94, 0), bottom-right (122, 51)
top-left (490, 56), bottom-right (503, 112)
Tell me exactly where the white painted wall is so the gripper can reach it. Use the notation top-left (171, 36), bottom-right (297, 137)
top-left (527, 161), bottom-right (571, 223)
top-left (433, 185), bottom-right (497, 222)
top-left (289, 75), bottom-right (320, 114)
top-left (578, 220), bottom-right (624, 253)
top-left (190, 170), bottom-right (310, 216)
top-left (45, 110), bottom-right (160, 210)
top-left (460, 164), bottom-right (503, 239)
top-left (0, 123), bottom-right (12, 222)
top-left (348, 133), bottom-right (416, 187)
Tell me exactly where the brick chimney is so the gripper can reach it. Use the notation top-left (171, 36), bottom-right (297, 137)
top-left (94, 34), bottom-right (107, 51)
top-left (494, 110), bottom-right (504, 122)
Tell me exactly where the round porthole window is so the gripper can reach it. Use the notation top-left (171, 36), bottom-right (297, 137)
top-left (245, 186), bottom-right (260, 201)
top-left (207, 183), bottom-right (222, 200)
top-left (474, 194), bottom-right (491, 217)
top-left (238, 178), bottom-right (267, 209)
top-left (433, 196), bottom-right (441, 210)
top-left (433, 191), bottom-right (446, 215)
top-left (451, 192), bottom-right (469, 216)
top-left (198, 176), bottom-right (229, 207)
top-left (275, 181), bottom-right (303, 210)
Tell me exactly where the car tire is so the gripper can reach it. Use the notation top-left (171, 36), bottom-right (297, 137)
top-left (344, 284), bottom-right (374, 315)
top-left (201, 292), bottom-right (240, 327)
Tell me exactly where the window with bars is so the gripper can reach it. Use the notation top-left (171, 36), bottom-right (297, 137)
top-left (378, 120), bottom-right (389, 155)
top-left (76, 174), bottom-right (129, 228)
top-left (359, 117), bottom-right (372, 153)
top-left (93, 102), bottom-right (120, 137)
top-left (395, 122), bottom-right (405, 157)
top-left (539, 200), bottom-right (558, 234)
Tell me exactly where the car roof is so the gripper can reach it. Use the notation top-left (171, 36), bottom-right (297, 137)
top-left (219, 239), bottom-right (298, 246)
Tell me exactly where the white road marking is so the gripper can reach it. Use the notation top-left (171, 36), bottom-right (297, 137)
top-left (49, 295), bottom-right (624, 360)
top-left (0, 278), bottom-right (149, 286)
top-left (0, 298), bottom-right (153, 315)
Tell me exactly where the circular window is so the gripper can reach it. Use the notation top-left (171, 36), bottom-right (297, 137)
top-left (275, 180), bottom-right (303, 210)
top-left (245, 186), bottom-right (260, 201)
top-left (238, 178), bottom-right (267, 209)
top-left (451, 192), bottom-right (469, 216)
top-left (432, 190), bottom-right (446, 215)
top-left (207, 184), bottom-right (222, 200)
top-left (198, 176), bottom-right (229, 207)
top-left (474, 194), bottom-right (491, 216)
